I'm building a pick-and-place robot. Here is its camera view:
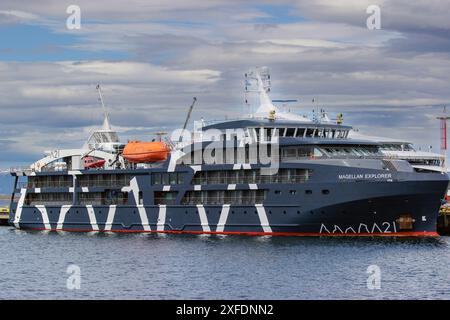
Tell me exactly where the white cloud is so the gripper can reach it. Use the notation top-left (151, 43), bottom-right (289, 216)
top-left (1, 0), bottom-right (450, 169)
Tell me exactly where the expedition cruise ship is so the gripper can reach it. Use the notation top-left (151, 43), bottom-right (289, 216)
top-left (8, 68), bottom-right (450, 236)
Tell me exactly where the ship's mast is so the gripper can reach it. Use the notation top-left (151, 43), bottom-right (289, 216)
top-left (244, 67), bottom-right (273, 117)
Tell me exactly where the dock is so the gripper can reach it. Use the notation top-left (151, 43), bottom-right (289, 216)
top-left (438, 205), bottom-right (450, 235)
top-left (0, 207), bottom-right (9, 226)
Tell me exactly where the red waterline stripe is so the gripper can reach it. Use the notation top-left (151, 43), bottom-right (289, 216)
top-left (22, 227), bottom-right (439, 237)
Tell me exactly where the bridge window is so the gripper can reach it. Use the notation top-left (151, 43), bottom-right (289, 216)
top-left (286, 128), bottom-right (296, 137)
top-left (296, 128), bottom-right (305, 137)
top-left (306, 128), bottom-right (315, 137)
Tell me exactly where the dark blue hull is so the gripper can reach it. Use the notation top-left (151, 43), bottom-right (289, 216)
top-left (9, 178), bottom-right (448, 237)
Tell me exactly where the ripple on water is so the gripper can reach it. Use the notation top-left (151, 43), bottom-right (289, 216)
top-left (0, 227), bottom-right (449, 299)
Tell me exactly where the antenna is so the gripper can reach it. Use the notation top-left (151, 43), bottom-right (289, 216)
top-left (436, 106), bottom-right (450, 173)
top-left (96, 84), bottom-right (111, 130)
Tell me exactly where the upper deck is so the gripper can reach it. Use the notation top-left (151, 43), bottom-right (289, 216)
top-left (200, 118), bottom-right (352, 140)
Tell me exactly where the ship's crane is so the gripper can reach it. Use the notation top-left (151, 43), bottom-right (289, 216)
top-left (179, 97), bottom-right (197, 142)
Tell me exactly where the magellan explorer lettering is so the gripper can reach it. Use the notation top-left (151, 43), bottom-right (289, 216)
top-left (338, 173), bottom-right (392, 180)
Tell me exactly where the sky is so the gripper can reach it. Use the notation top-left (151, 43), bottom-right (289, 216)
top-left (0, 0), bottom-right (450, 169)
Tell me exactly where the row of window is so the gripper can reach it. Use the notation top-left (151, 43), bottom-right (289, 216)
top-left (252, 127), bottom-right (349, 140)
top-left (25, 192), bottom-right (72, 206)
top-left (152, 172), bottom-right (186, 185)
top-left (77, 174), bottom-right (133, 188)
top-left (27, 174), bottom-right (134, 189)
top-left (27, 175), bottom-right (73, 188)
top-left (191, 169), bottom-right (311, 185)
top-left (181, 190), bottom-right (267, 205)
top-left (280, 145), bottom-right (381, 160)
top-left (23, 187), bottom-right (330, 206)
top-left (380, 143), bottom-right (414, 151)
top-left (25, 191), bottom-right (128, 206)
top-left (78, 191), bottom-right (128, 205)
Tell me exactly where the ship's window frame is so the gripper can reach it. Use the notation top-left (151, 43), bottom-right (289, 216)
top-left (169, 173), bottom-right (177, 185)
top-left (161, 173), bottom-right (170, 185)
top-left (154, 191), bottom-right (178, 205)
top-left (286, 128), bottom-right (296, 137)
top-left (305, 128), bottom-right (314, 137)
top-left (152, 173), bottom-right (161, 185)
top-left (139, 191), bottom-right (143, 205)
top-left (296, 128), bottom-right (306, 137)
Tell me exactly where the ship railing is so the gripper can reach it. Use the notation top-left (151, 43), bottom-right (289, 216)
top-left (281, 154), bottom-right (385, 161)
top-left (27, 198), bottom-right (128, 206)
top-left (200, 117), bottom-right (251, 127)
top-left (191, 175), bottom-right (309, 185)
top-left (9, 167), bottom-right (34, 175)
top-left (18, 180), bottom-right (132, 189)
top-left (77, 180), bottom-right (130, 188)
top-left (18, 181), bottom-right (74, 189)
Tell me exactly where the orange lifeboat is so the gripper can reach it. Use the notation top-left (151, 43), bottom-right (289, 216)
top-left (122, 140), bottom-right (170, 163)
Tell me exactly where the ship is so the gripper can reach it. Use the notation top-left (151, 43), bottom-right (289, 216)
top-left (8, 68), bottom-right (450, 236)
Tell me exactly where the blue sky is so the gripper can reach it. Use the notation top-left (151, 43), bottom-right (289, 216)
top-left (0, 3), bottom-right (305, 61)
top-left (0, 24), bottom-right (128, 61)
top-left (0, 0), bottom-right (450, 170)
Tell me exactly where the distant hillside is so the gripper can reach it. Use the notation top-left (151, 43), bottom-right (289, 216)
top-left (0, 173), bottom-right (14, 195)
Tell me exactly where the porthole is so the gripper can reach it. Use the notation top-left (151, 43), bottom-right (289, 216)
top-left (305, 190), bottom-right (312, 195)
top-left (322, 189), bottom-right (330, 195)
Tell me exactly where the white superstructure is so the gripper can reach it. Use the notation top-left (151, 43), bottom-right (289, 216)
top-left (349, 131), bottom-right (444, 172)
